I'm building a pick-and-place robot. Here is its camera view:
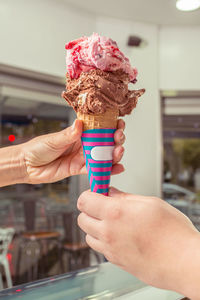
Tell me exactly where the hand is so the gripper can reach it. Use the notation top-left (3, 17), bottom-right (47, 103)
top-left (77, 187), bottom-right (200, 299)
top-left (21, 119), bottom-right (125, 184)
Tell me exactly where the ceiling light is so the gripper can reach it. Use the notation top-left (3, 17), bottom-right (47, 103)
top-left (176, 0), bottom-right (200, 11)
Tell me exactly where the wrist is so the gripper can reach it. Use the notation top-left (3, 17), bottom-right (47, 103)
top-left (0, 145), bottom-right (27, 187)
top-left (14, 144), bottom-right (28, 184)
top-left (177, 231), bottom-right (200, 299)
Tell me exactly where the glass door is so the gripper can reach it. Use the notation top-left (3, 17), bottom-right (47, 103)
top-left (0, 64), bottom-right (90, 287)
top-left (162, 93), bottom-right (200, 226)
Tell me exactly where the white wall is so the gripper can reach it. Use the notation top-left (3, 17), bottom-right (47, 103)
top-left (0, 0), bottom-right (96, 76)
top-left (159, 26), bottom-right (200, 91)
top-left (97, 17), bottom-right (162, 196)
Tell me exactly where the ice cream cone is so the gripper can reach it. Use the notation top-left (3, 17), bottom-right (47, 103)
top-left (78, 109), bottom-right (118, 196)
top-left (77, 109), bottom-right (118, 131)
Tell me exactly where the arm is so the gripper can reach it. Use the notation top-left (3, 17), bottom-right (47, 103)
top-left (0, 120), bottom-right (125, 187)
top-left (77, 187), bottom-right (200, 300)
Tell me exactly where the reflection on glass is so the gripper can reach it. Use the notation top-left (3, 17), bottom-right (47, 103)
top-left (163, 103), bottom-right (200, 230)
top-left (0, 94), bottom-right (93, 288)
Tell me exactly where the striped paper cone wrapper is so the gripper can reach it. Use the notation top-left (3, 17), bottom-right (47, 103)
top-left (81, 128), bottom-right (116, 196)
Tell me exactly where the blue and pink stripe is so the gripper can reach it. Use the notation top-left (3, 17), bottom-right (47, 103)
top-left (81, 128), bottom-right (115, 196)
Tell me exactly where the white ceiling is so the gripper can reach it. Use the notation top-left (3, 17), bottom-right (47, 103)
top-left (63, 0), bottom-right (200, 25)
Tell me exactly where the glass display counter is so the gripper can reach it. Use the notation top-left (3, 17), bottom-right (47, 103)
top-left (0, 263), bottom-right (183, 299)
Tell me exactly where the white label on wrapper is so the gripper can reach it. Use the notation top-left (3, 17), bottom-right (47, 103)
top-left (91, 146), bottom-right (114, 161)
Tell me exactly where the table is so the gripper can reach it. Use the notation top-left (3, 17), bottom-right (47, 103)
top-left (0, 263), bottom-right (183, 299)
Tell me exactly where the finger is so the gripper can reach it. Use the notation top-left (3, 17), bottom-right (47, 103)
top-left (44, 119), bottom-right (83, 153)
top-left (78, 164), bottom-right (87, 175)
top-left (85, 234), bottom-right (104, 254)
top-left (109, 187), bottom-right (144, 201)
top-left (77, 190), bottom-right (108, 220)
top-left (117, 119), bottom-right (125, 131)
top-left (78, 212), bottom-right (102, 239)
top-left (109, 186), bottom-right (126, 197)
top-left (114, 129), bottom-right (125, 146)
top-left (111, 163), bottom-right (125, 175)
top-left (113, 146), bottom-right (124, 164)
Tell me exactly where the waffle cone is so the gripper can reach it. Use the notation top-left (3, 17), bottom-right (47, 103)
top-left (77, 109), bottom-right (118, 131)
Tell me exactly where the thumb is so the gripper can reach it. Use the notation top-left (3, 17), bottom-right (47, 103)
top-left (109, 186), bottom-right (126, 198)
top-left (45, 119), bottom-right (83, 151)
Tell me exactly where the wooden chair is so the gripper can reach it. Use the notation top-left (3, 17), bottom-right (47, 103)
top-left (16, 195), bottom-right (62, 282)
top-left (62, 212), bottom-right (101, 272)
top-left (16, 231), bottom-right (61, 282)
top-left (0, 228), bottom-right (14, 288)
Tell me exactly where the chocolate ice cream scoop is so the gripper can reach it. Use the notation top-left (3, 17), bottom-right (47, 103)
top-left (62, 69), bottom-right (145, 117)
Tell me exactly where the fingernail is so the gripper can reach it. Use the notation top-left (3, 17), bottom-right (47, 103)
top-left (119, 128), bottom-right (124, 134)
top-left (118, 129), bottom-right (124, 141)
top-left (120, 134), bottom-right (125, 144)
top-left (119, 128), bottom-right (124, 135)
top-left (72, 120), bottom-right (76, 131)
top-left (119, 148), bottom-right (125, 159)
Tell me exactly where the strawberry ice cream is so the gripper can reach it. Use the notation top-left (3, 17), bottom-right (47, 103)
top-left (65, 33), bottom-right (138, 83)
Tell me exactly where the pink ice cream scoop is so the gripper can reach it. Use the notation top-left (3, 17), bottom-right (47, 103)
top-left (65, 33), bottom-right (138, 83)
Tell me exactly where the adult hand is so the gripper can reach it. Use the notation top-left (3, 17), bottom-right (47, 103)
top-left (77, 187), bottom-right (200, 299)
top-left (21, 119), bottom-right (125, 184)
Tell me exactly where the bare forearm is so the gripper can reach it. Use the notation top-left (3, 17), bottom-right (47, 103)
top-left (162, 230), bottom-right (200, 299)
top-left (179, 232), bottom-right (200, 300)
top-left (0, 145), bottom-right (26, 187)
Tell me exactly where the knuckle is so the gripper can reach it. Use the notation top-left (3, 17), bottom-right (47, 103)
top-left (147, 198), bottom-right (164, 218)
top-left (151, 197), bottom-right (162, 204)
top-left (104, 250), bottom-right (116, 264)
top-left (106, 203), bottom-right (122, 220)
top-left (102, 227), bottom-right (113, 244)
top-left (45, 137), bottom-right (58, 151)
top-left (152, 196), bottom-right (160, 201)
top-left (109, 253), bottom-right (117, 264)
top-left (104, 250), bottom-right (112, 262)
top-left (114, 130), bottom-right (122, 141)
top-left (120, 147), bottom-right (125, 158)
top-left (62, 127), bottom-right (75, 140)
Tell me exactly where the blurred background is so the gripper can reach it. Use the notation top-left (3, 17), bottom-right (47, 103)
top-left (0, 0), bottom-right (200, 290)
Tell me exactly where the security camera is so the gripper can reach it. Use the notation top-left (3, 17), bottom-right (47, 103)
top-left (127, 35), bottom-right (147, 48)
